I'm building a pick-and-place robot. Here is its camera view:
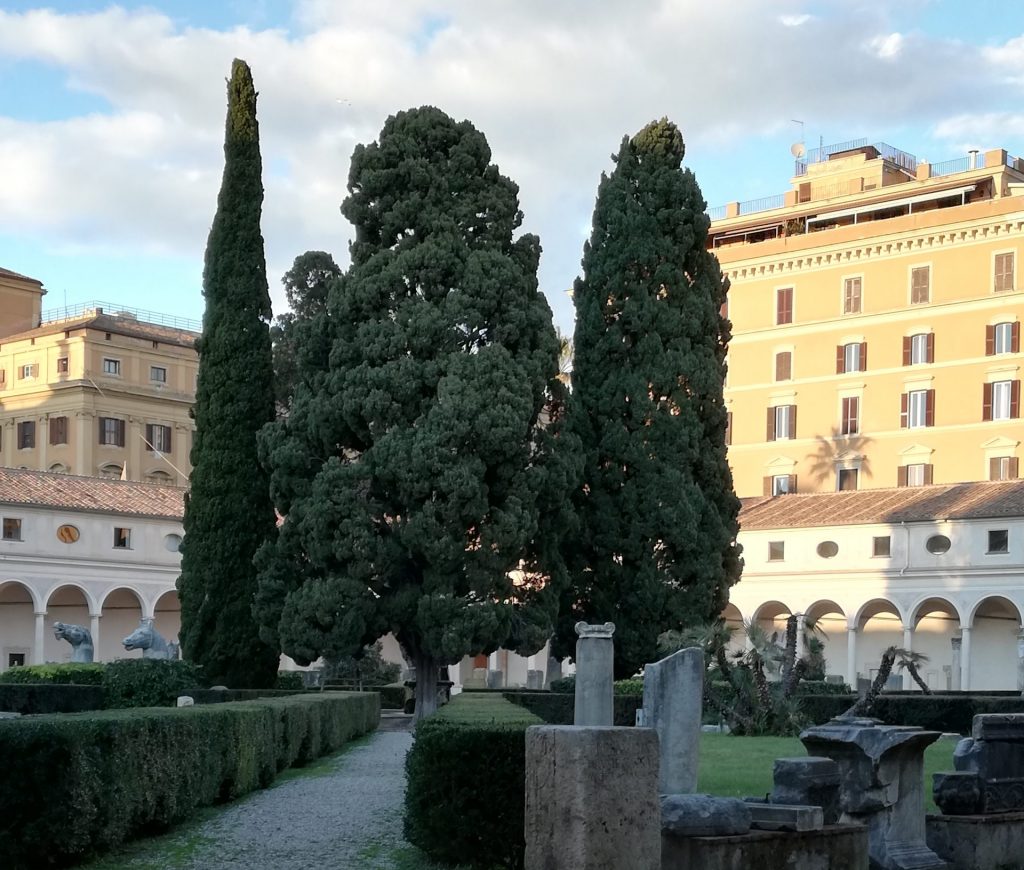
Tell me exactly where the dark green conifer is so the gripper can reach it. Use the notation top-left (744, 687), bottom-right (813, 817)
top-left (554, 119), bottom-right (742, 678)
top-left (177, 59), bottom-right (280, 688)
top-left (255, 107), bottom-right (572, 717)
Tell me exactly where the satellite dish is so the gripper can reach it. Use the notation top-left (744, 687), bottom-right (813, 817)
top-left (790, 142), bottom-right (806, 159)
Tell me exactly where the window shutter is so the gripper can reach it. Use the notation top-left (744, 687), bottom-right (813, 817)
top-left (98, 418), bottom-right (105, 444)
top-left (145, 424), bottom-right (154, 445)
top-left (925, 389), bottom-right (935, 427)
top-left (902, 336), bottom-right (912, 366)
top-left (763, 476), bottom-right (772, 497)
top-left (897, 465), bottom-right (908, 487)
top-left (787, 474), bottom-right (797, 493)
top-left (926, 333), bottom-right (935, 363)
top-left (164, 426), bottom-right (172, 452)
top-left (776, 352), bottom-right (791, 381)
top-left (859, 342), bottom-right (867, 371)
top-left (1011, 457), bottom-right (1020, 479)
top-left (990, 457), bottom-right (1001, 480)
top-left (836, 345), bottom-right (844, 374)
top-left (117, 419), bottom-right (126, 447)
top-left (1013, 322), bottom-right (1021, 353)
top-left (924, 464), bottom-right (934, 485)
top-left (1012, 380), bottom-right (1021, 419)
top-left (986, 325), bottom-right (996, 356)
top-left (983, 382), bottom-right (993, 421)
top-left (900, 393), bottom-right (909, 428)
top-left (789, 405), bottom-right (797, 439)
top-left (766, 407), bottom-right (776, 441)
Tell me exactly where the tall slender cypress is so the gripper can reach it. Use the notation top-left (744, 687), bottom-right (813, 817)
top-left (177, 59), bottom-right (280, 687)
top-left (554, 119), bottom-right (742, 678)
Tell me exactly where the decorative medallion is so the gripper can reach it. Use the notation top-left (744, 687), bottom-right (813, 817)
top-left (57, 524), bottom-right (80, 544)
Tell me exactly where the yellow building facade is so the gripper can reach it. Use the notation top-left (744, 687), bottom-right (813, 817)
top-left (712, 141), bottom-right (1024, 498)
top-left (0, 269), bottom-right (198, 485)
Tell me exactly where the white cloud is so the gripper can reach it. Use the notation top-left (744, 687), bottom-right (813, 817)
top-left (868, 32), bottom-right (904, 60)
top-left (779, 14), bottom-right (813, 27)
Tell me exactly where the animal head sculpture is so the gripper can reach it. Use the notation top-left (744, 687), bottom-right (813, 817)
top-left (54, 621), bottom-right (94, 663)
top-left (123, 618), bottom-right (179, 660)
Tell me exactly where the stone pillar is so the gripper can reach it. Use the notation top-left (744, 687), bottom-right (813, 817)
top-left (801, 718), bottom-right (946, 870)
top-left (950, 636), bottom-right (962, 691)
top-left (1017, 631), bottom-right (1024, 695)
top-left (574, 622), bottom-right (615, 726)
top-left (33, 612), bottom-right (46, 664)
top-left (961, 627), bottom-right (972, 691)
top-left (525, 725), bottom-right (660, 870)
top-left (796, 613), bottom-right (807, 661)
top-left (90, 613), bottom-right (101, 662)
top-left (902, 624), bottom-right (914, 690)
top-left (642, 647), bottom-right (703, 794)
top-left (846, 625), bottom-right (858, 688)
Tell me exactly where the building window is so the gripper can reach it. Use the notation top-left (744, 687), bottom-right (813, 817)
top-left (19, 363), bottom-right (38, 380)
top-left (48, 416), bottom-right (68, 446)
top-left (837, 468), bottom-right (859, 491)
top-left (150, 366), bottom-right (167, 383)
top-left (99, 464), bottom-right (123, 480)
top-left (984, 380), bottom-right (1020, 421)
top-left (899, 463), bottom-right (932, 487)
top-left (164, 533), bottom-right (182, 552)
top-left (767, 404), bottom-right (796, 441)
top-left (841, 396), bottom-right (860, 435)
top-left (7, 653), bottom-right (25, 668)
top-left (776, 287), bottom-right (793, 325)
top-left (98, 417), bottom-right (126, 447)
top-left (145, 424), bottom-right (172, 453)
top-left (995, 252), bottom-right (1015, 293)
top-left (990, 456), bottom-right (1019, 480)
top-left (816, 540), bottom-right (839, 558)
top-left (901, 389), bottom-right (934, 429)
top-left (911, 266), bottom-right (930, 304)
top-left (926, 534), bottom-right (951, 555)
top-left (0, 369), bottom-right (5, 387)
top-left (146, 470), bottom-right (174, 485)
top-left (904, 333), bottom-right (934, 366)
top-left (873, 536), bottom-right (891, 557)
top-left (837, 342), bottom-right (866, 374)
top-left (16, 421), bottom-right (35, 449)
top-left (56, 356), bottom-right (69, 374)
top-left (988, 529), bottom-right (1010, 554)
top-left (2, 518), bottom-right (22, 541)
top-left (768, 541), bottom-right (785, 562)
top-left (764, 474), bottom-right (796, 496)
top-left (988, 322), bottom-right (1020, 356)
top-left (113, 527), bottom-right (132, 549)
top-left (775, 351), bottom-right (792, 382)
top-left (102, 358), bottom-right (121, 376)
top-left (843, 277), bottom-right (862, 314)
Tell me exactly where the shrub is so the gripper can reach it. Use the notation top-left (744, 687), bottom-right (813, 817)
top-left (797, 693), bottom-right (856, 725)
top-left (0, 692), bottom-right (379, 868)
top-left (502, 690), bottom-right (641, 726)
top-left (368, 684), bottom-right (406, 710)
top-left (275, 671), bottom-right (305, 690)
top-left (870, 695), bottom-right (1024, 734)
top-left (796, 680), bottom-right (852, 695)
top-left (549, 676), bottom-right (574, 693)
top-left (0, 663), bottom-right (105, 685)
top-left (405, 694), bottom-right (540, 869)
top-left (102, 659), bottom-right (207, 709)
top-left (186, 688), bottom-right (304, 705)
top-left (0, 684), bottom-right (106, 715)
top-left (614, 678), bottom-right (644, 696)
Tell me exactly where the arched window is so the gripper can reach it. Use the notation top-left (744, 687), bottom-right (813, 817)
top-left (145, 470), bottom-right (174, 485)
top-left (98, 464), bottom-right (122, 480)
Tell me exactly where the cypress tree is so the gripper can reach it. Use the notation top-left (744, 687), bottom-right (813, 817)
top-left (177, 59), bottom-right (280, 688)
top-left (255, 106), bottom-right (571, 718)
top-left (554, 119), bottom-right (742, 678)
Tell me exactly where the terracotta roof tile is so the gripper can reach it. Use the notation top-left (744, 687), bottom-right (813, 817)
top-left (0, 313), bottom-right (196, 347)
top-left (0, 467), bottom-right (184, 520)
top-left (739, 480), bottom-right (1024, 530)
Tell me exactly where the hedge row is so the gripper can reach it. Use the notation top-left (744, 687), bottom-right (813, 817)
top-left (501, 690), bottom-right (642, 726)
top-left (792, 693), bottom-right (1024, 733)
top-left (0, 692), bottom-right (379, 868)
top-left (405, 693), bottom-right (540, 869)
top-left (0, 684), bottom-right (106, 715)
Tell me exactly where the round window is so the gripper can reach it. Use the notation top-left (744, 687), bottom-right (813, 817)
top-left (926, 534), bottom-right (951, 555)
top-left (164, 534), bottom-right (183, 553)
top-left (816, 541), bottom-right (839, 558)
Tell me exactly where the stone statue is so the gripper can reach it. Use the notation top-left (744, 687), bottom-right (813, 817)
top-left (123, 618), bottom-right (179, 660)
top-left (54, 621), bottom-right (94, 663)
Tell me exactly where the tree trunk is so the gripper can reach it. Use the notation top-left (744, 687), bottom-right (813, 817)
top-left (782, 615), bottom-right (798, 683)
top-left (906, 661), bottom-right (932, 694)
top-left (413, 650), bottom-right (441, 722)
top-left (845, 646), bottom-right (896, 716)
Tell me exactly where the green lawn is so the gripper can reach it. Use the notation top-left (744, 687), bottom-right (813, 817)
top-left (697, 732), bottom-right (957, 812)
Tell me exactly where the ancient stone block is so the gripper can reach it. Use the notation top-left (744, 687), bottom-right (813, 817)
top-left (573, 622), bottom-right (615, 726)
top-left (642, 647), bottom-right (702, 794)
top-left (933, 772), bottom-right (983, 816)
top-left (747, 802), bottom-right (824, 832)
top-left (972, 713), bottom-right (1024, 742)
top-left (660, 794), bottom-right (751, 837)
top-left (662, 824), bottom-right (870, 870)
top-left (772, 756), bottom-right (841, 825)
top-left (927, 811), bottom-right (1024, 870)
top-left (176, 695), bottom-right (195, 707)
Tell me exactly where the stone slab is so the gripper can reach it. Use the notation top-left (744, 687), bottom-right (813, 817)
top-left (927, 811), bottom-right (1024, 870)
top-left (772, 756), bottom-right (841, 825)
top-left (176, 695), bottom-right (194, 707)
top-left (574, 622), bottom-right (615, 726)
top-left (972, 713), bottom-right (1024, 742)
top-left (661, 794), bottom-right (751, 837)
top-left (643, 647), bottom-right (703, 794)
top-left (662, 824), bottom-right (869, 870)
top-left (747, 802), bottom-right (824, 832)
top-left (525, 725), bottom-right (659, 870)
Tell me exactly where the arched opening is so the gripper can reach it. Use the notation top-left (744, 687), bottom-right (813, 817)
top-left (970, 596), bottom-right (1022, 691)
top-left (720, 602), bottom-right (746, 656)
top-left (48, 462), bottom-right (69, 474)
top-left (0, 581), bottom-right (36, 669)
top-left (145, 469), bottom-right (174, 485)
top-left (98, 463), bottom-right (123, 480)
top-left (99, 588), bottom-right (144, 661)
top-left (855, 599), bottom-right (904, 689)
top-left (753, 600), bottom-right (792, 644)
top-left (153, 590), bottom-right (181, 652)
top-left (44, 585), bottom-right (92, 663)
top-left (805, 600), bottom-right (847, 683)
top-left (910, 597), bottom-right (961, 690)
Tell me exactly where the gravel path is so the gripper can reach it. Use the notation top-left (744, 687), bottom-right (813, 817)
top-left (90, 715), bottom-right (427, 870)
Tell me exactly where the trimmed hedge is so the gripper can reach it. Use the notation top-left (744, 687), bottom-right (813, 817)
top-left (0, 663), bottom-right (105, 685)
top-left (275, 671), bottom-right (306, 690)
top-left (502, 690), bottom-right (642, 726)
top-left (0, 692), bottom-right (378, 868)
top-left (870, 694), bottom-right (1024, 734)
top-left (0, 684), bottom-right (106, 715)
top-left (187, 688), bottom-right (306, 705)
top-left (406, 694), bottom-right (540, 869)
top-left (367, 684), bottom-right (406, 710)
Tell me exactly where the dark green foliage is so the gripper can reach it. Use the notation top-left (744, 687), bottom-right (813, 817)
top-left (0, 693), bottom-right (378, 869)
top-left (500, 690), bottom-right (641, 725)
top-left (870, 695), bottom-right (1024, 735)
top-left (556, 119), bottom-right (741, 679)
top-left (0, 663), bottom-right (104, 685)
top-left (185, 687), bottom-right (304, 704)
top-left (405, 694), bottom-right (539, 869)
top-left (796, 680), bottom-right (852, 696)
top-left (256, 106), bottom-right (575, 717)
top-left (322, 641), bottom-right (402, 687)
top-left (275, 671), bottom-right (306, 690)
top-left (0, 684), bottom-right (105, 714)
top-left (613, 678), bottom-right (644, 696)
top-left (795, 693), bottom-right (856, 725)
top-left (178, 58), bottom-right (280, 689)
top-left (368, 684), bottom-right (406, 710)
top-left (549, 675), bottom-right (575, 693)
top-left (102, 659), bottom-right (206, 709)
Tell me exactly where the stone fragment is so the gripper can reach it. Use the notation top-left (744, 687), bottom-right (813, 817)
top-left (525, 725), bottom-right (660, 870)
top-left (954, 736), bottom-right (1024, 779)
top-left (933, 772), bottom-right (983, 816)
top-left (660, 794), bottom-right (752, 837)
top-left (526, 669), bottom-right (544, 690)
top-left (573, 621), bottom-right (615, 726)
top-left (772, 756), bottom-right (842, 825)
top-left (746, 802), bottom-right (824, 832)
top-left (643, 647), bottom-right (703, 794)
top-left (176, 695), bottom-right (195, 707)
top-left (972, 713), bottom-right (1024, 742)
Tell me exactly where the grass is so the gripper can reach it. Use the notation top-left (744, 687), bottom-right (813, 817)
top-left (432, 692), bottom-right (542, 725)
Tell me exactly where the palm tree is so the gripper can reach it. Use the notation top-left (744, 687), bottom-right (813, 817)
top-left (846, 645), bottom-right (898, 716)
top-left (555, 328), bottom-right (573, 387)
top-left (895, 648), bottom-right (932, 694)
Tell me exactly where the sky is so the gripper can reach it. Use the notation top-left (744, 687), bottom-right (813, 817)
top-left (2, 1), bottom-right (1024, 336)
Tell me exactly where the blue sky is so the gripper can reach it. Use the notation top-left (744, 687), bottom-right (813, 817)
top-left (2, 1), bottom-right (1024, 334)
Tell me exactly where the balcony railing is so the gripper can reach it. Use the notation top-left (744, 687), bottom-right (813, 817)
top-left (738, 194), bottom-right (786, 215)
top-left (930, 156), bottom-right (971, 177)
top-left (794, 139), bottom-right (917, 177)
top-left (706, 204), bottom-right (728, 221)
top-left (41, 301), bottom-right (201, 334)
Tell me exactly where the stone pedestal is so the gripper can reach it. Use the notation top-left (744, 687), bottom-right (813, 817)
top-left (643, 647), bottom-right (703, 794)
top-left (573, 622), bottom-right (615, 726)
top-left (934, 713), bottom-right (1024, 815)
top-left (525, 725), bottom-right (660, 870)
top-left (772, 756), bottom-right (842, 825)
top-left (927, 811), bottom-right (1024, 870)
top-left (801, 717), bottom-right (947, 869)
